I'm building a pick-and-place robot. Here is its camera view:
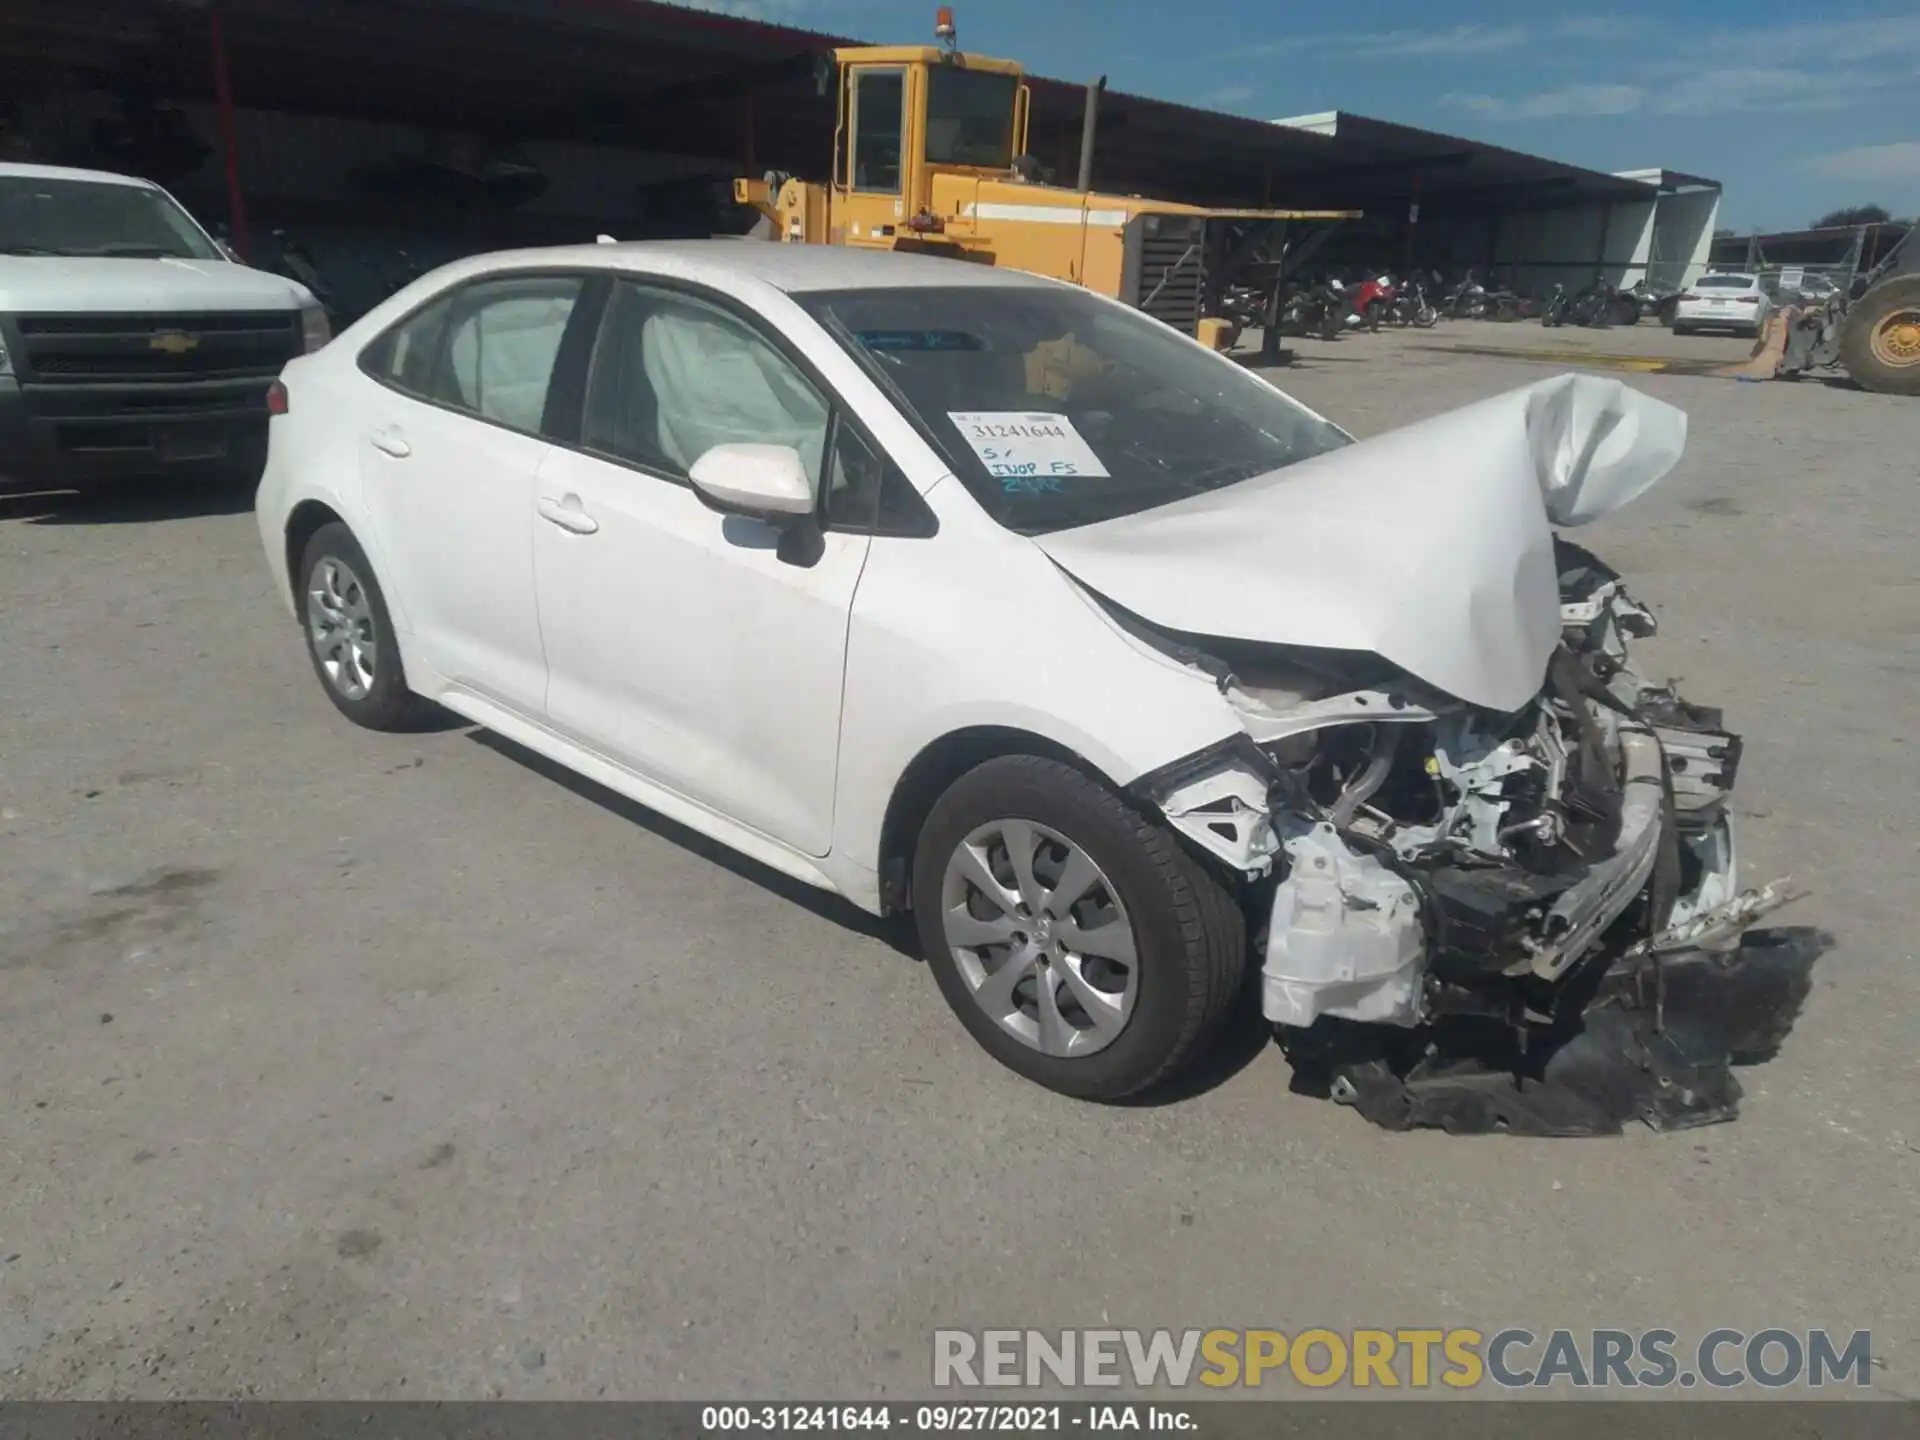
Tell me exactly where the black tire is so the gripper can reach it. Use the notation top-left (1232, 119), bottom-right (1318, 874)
top-left (911, 755), bottom-right (1246, 1102)
top-left (296, 521), bottom-right (434, 731)
top-left (1838, 274), bottom-right (1920, 396)
top-left (1363, 300), bottom-right (1383, 332)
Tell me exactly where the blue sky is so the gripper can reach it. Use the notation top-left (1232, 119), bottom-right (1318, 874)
top-left (683, 0), bottom-right (1920, 231)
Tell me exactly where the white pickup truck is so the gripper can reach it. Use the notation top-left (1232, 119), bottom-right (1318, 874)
top-left (0, 161), bottom-right (328, 490)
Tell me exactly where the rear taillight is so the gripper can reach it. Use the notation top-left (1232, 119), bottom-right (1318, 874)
top-left (1734, 295), bottom-right (1760, 304)
top-left (266, 380), bottom-right (289, 416)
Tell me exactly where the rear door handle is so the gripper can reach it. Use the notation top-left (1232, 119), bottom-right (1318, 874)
top-left (537, 494), bottom-right (599, 535)
top-left (368, 425), bottom-right (411, 458)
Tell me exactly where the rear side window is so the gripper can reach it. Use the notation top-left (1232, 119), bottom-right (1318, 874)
top-left (443, 277), bottom-right (583, 431)
top-left (361, 298), bottom-right (453, 397)
top-left (360, 275), bottom-right (584, 434)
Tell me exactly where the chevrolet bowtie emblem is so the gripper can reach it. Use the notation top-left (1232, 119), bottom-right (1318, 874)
top-left (150, 330), bottom-right (199, 355)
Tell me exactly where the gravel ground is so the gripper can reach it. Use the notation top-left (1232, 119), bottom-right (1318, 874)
top-left (2, 321), bottom-right (1915, 1400)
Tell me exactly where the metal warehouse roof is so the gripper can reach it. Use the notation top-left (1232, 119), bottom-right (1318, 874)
top-left (0, 0), bottom-right (1694, 214)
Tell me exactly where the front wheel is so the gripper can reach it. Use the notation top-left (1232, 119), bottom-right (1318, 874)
top-left (297, 522), bottom-right (435, 731)
top-left (912, 756), bottom-right (1246, 1102)
top-left (1839, 274), bottom-right (1920, 396)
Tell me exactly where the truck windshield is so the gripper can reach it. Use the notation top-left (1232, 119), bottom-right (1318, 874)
top-left (0, 176), bottom-right (221, 259)
top-left (801, 285), bottom-right (1350, 534)
top-left (924, 67), bottom-right (1018, 168)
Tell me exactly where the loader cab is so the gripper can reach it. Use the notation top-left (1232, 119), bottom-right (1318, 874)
top-left (830, 19), bottom-right (1029, 248)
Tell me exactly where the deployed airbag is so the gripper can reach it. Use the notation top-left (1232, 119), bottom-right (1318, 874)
top-left (1033, 375), bottom-right (1687, 713)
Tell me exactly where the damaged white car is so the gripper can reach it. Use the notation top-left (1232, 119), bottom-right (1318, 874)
top-left (257, 244), bottom-right (1814, 1132)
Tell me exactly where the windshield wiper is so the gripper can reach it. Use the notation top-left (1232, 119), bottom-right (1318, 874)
top-left (1, 246), bottom-right (57, 256)
top-left (95, 245), bottom-right (184, 258)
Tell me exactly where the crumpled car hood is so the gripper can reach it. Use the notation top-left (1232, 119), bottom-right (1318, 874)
top-left (1031, 373), bottom-right (1687, 713)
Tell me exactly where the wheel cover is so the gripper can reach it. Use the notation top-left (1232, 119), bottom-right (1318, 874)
top-left (1870, 307), bottom-right (1920, 368)
top-left (940, 819), bottom-right (1139, 1059)
top-left (306, 556), bottom-right (378, 701)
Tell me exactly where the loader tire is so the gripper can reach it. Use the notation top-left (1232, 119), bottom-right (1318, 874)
top-left (1839, 275), bottom-right (1920, 396)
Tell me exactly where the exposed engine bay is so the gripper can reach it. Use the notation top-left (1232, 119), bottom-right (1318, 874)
top-left (1127, 539), bottom-right (1817, 1136)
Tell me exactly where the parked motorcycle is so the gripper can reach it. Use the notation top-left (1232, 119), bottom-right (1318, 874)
top-left (1346, 273), bottom-right (1396, 331)
top-left (1444, 272), bottom-right (1488, 318)
top-left (1544, 277), bottom-right (1629, 329)
top-left (1390, 277), bottom-right (1440, 327)
top-left (1274, 280), bottom-right (1344, 341)
top-left (1627, 279), bottom-right (1680, 326)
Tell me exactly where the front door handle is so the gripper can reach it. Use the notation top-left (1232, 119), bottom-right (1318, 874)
top-left (368, 425), bottom-right (411, 458)
top-left (537, 494), bottom-right (599, 535)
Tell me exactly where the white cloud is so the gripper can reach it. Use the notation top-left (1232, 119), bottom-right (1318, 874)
top-left (1441, 84), bottom-right (1645, 120)
top-left (663, 0), bottom-right (809, 18)
top-left (1802, 141), bottom-right (1920, 184)
top-left (1649, 64), bottom-right (1897, 115)
top-left (1199, 85), bottom-right (1256, 108)
top-left (1358, 24), bottom-right (1527, 57)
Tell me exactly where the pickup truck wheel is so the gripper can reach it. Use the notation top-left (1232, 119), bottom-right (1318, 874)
top-left (912, 755), bottom-right (1245, 1102)
top-left (297, 522), bottom-right (433, 731)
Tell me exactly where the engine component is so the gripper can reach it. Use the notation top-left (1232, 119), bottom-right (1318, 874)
top-left (1157, 762), bottom-right (1280, 876)
top-left (1264, 822), bottom-right (1425, 1028)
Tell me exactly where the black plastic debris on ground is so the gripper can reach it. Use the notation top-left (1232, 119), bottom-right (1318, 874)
top-left (1283, 927), bottom-right (1829, 1137)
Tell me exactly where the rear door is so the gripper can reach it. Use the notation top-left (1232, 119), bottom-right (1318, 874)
top-left (356, 273), bottom-right (592, 715)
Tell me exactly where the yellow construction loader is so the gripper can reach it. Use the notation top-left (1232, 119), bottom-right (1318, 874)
top-left (734, 8), bottom-right (1357, 355)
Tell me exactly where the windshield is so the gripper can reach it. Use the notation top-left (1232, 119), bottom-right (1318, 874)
top-left (925, 67), bottom-right (1018, 168)
top-left (800, 285), bottom-right (1350, 534)
top-left (0, 176), bottom-right (221, 259)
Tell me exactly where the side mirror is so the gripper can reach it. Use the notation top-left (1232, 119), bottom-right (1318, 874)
top-left (691, 444), bottom-right (824, 568)
top-left (689, 443), bottom-right (816, 520)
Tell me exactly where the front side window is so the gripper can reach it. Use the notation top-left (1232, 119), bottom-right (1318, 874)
top-left (0, 176), bottom-right (219, 259)
top-left (582, 281), bottom-right (830, 483)
top-left (800, 285), bottom-right (1350, 534)
top-left (925, 67), bottom-right (1017, 168)
top-left (849, 69), bottom-right (905, 194)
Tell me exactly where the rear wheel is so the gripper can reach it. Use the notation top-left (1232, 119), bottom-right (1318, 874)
top-left (297, 522), bottom-right (435, 731)
top-left (912, 755), bottom-right (1245, 1102)
top-left (1839, 275), bottom-right (1920, 396)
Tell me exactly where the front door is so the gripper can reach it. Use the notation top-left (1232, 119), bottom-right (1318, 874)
top-left (531, 280), bottom-right (870, 857)
top-left (838, 64), bottom-right (908, 247)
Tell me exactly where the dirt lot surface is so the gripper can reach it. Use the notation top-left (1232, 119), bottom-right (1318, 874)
top-left (3, 321), bottom-right (1915, 1400)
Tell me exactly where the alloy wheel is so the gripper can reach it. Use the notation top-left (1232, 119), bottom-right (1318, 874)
top-left (939, 819), bottom-right (1139, 1058)
top-left (306, 555), bottom-right (378, 701)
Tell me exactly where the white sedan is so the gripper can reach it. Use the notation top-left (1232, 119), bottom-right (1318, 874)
top-left (256, 242), bottom-right (1795, 1124)
top-left (1672, 272), bottom-right (1772, 336)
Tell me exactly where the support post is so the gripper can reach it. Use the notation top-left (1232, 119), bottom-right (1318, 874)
top-left (1076, 76), bottom-right (1105, 193)
top-left (1403, 171), bottom-right (1420, 275)
top-left (209, 6), bottom-right (248, 260)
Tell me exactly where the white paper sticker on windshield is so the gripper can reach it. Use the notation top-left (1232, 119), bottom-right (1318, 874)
top-left (948, 412), bottom-right (1110, 483)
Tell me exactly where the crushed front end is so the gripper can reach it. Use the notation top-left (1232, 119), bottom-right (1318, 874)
top-left (1135, 540), bottom-right (1818, 1135)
